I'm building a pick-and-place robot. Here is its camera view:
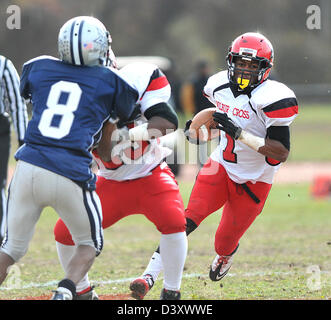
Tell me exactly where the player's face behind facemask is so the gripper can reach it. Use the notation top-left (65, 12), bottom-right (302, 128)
top-left (58, 16), bottom-right (116, 67)
top-left (233, 56), bottom-right (260, 90)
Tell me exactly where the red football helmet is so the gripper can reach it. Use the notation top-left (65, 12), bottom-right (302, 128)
top-left (226, 32), bottom-right (274, 90)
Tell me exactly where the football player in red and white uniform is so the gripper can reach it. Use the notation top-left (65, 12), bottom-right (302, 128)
top-left (53, 62), bottom-right (187, 300)
top-left (131, 32), bottom-right (299, 298)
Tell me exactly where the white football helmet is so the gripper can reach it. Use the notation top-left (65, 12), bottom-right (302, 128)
top-left (58, 16), bottom-right (116, 67)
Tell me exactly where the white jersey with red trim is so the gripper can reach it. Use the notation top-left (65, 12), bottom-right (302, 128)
top-left (204, 70), bottom-right (298, 184)
top-left (94, 62), bottom-right (173, 181)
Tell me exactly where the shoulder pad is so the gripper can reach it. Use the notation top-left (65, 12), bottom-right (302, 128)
top-left (204, 70), bottom-right (228, 99)
top-left (23, 55), bottom-right (59, 67)
top-left (115, 62), bottom-right (160, 98)
top-left (251, 79), bottom-right (296, 109)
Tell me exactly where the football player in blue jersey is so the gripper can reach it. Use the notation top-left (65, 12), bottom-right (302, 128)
top-left (0, 16), bottom-right (138, 300)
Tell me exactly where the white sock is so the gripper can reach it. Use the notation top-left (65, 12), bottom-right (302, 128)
top-left (55, 241), bottom-right (91, 293)
top-left (160, 232), bottom-right (187, 291)
top-left (76, 273), bottom-right (91, 294)
top-left (142, 251), bottom-right (163, 281)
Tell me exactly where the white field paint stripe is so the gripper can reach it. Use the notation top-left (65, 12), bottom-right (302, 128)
top-left (1, 270), bottom-right (330, 291)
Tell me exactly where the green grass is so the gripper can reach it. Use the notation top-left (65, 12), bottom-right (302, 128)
top-left (2, 103), bottom-right (330, 300)
top-left (289, 104), bottom-right (331, 161)
top-left (0, 182), bottom-right (330, 300)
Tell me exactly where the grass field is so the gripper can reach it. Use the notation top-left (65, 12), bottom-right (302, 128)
top-left (289, 104), bottom-right (331, 162)
top-left (0, 182), bottom-right (330, 300)
top-left (1, 103), bottom-right (330, 300)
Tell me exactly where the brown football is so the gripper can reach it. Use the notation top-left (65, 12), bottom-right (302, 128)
top-left (189, 107), bottom-right (220, 142)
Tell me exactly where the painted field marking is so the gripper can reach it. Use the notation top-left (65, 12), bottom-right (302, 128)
top-left (0, 270), bottom-right (330, 291)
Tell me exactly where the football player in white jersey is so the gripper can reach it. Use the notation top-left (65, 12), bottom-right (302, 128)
top-left (54, 62), bottom-right (188, 300)
top-left (130, 32), bottom-right (299, 298)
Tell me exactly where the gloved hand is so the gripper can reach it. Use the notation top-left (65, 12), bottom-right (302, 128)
top-left (212, 112), bottom-right (242, 140)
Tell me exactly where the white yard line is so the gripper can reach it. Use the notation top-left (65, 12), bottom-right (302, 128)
top-left (1, 270), bottom-right (330, 291)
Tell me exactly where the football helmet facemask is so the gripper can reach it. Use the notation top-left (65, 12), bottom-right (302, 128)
top-left (226, 32), bottom-right (274, 90)
top-left (58, 16), bottom-right (116, 67)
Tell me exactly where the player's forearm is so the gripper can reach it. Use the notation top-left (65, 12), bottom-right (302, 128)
top-left (238, 130), bottom-right (289, 162)
top-left (129, 116), bottom-right (176, 141)
top-left (258, 138), bottom-right (289, 162)
top-left (97, 121), bottom-right (116, 162)
top-left (147, 116), bottom-right (176, 136)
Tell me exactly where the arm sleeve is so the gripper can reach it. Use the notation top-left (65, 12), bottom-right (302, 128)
top-left (143, 102), bottom-right (178, 129)
top-left (20, 62), bottom-right (32, 100)
top-left (266, 125), bottom-right (290, 151)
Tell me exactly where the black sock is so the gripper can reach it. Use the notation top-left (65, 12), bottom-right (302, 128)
top-left (58, 278), bottom-right (76, 298)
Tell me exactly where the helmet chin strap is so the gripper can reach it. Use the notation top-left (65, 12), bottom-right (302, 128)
top-left (106, 47), bottom-right (117, 68)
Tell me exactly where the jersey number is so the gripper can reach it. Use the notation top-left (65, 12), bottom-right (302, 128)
top-left (223, 133), bottom-right (237, 163)
top-left (38, 81), bottom-right (82, 139)
top-left (223, 133), bottom-right (281, 166)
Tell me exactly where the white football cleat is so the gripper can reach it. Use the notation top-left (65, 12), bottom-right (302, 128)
top-left (209, 244), bottom-right (239, 281)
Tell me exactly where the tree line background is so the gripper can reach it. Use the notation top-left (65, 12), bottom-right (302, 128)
top-left (0, 0), bottom-right (330, 104)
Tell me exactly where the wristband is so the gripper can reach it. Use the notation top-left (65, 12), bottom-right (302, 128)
top-left (238, 130), bottom-right (265, 152)
top-left (128, 123), bottom-right (149, 141)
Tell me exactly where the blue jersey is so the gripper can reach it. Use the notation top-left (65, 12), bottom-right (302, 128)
top-left (16, 56), bottom-right (138, 190)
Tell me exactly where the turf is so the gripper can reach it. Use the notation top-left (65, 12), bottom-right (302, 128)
top-left (1, 103), bottom-right (330, 300)
top-left (289, 104), bottom-right (331, 161)
top-left (0, 182), bottom-right (330, 300)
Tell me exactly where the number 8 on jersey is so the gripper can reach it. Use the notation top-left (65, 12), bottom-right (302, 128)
top-left (38, 81), bottom-right (82, 139)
